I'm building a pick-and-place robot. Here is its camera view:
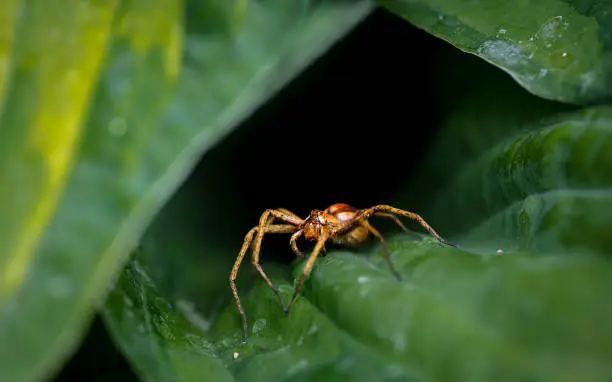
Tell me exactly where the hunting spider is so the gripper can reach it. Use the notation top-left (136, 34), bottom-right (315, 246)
top-left (230, 203), bottom-right (456, 342)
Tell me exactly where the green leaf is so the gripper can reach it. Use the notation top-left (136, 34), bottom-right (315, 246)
top-left (0, 0), bottom-right (373, 381)
top-left (106, 236), bottom-right (612, 381)
top-left (433, 106), bottom-right (612, 255)
top-left (303, 243), bottom-right (612, 382)
top-left (104, 46), bottom-right (612, 380)
top-left (105, 249), bottom-right (430, 382)
top-left (100, 3), bottom-right (612, 381)
top-left (104, 255), bottom-right (234, 382)
top-left (379, 0), bottom-right (612, 105)
top-left (389, 47), bottom-right (575, 232)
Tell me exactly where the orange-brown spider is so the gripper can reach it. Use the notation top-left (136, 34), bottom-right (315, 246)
top-left (230, 203), bottom-right (456, 342)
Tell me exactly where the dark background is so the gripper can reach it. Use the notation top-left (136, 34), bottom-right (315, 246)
top-left (56, 7), bottom-right (465, 381)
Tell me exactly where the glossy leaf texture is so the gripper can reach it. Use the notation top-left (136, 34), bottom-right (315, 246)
top-left (104, 256), bottom-right (235, 382)
top-left (106, 237), bottom-right (612, 381)
top-left (379, 0), bottom-right (612, 105)
top-left (436, 106), bottom-right (612, 256)
top-left (0, 0), bottom-right (373, 381)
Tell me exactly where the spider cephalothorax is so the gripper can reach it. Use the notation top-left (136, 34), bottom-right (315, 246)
top-left (301, 209), bottom-right (332, 241)
top-left (230, 203), bottom-right (456, 342)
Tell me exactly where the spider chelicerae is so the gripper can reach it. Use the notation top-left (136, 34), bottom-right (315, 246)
top-left (230, 203), bottom-right (456, 342)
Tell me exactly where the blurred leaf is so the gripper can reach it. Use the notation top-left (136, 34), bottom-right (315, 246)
top-left (379, 0), bottom-right (612, 105)
top-left (0, 0), bottom-right (373, 381)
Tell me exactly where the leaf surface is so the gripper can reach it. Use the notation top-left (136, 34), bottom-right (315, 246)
top-left (380, 0), bottom-right (612, 104)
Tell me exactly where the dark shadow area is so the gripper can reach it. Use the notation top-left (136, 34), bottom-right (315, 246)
top-left (215, 7), bottom-right (444, 216)
top-left (54, 317), bottom-right (138, 381)
top-left (188, 7), bottom-right (453, 262)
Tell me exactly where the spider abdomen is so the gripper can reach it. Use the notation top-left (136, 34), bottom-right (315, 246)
top-left (330, 225), bottom-right (370, 247)
top-left (325, 203), bottom-right (357, 223)
top-left (324, 203), bottom-right (369, 246)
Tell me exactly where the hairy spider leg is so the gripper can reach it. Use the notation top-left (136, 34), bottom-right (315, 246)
top-left (264, 208), bottom-right (306, 258)
top-left (276, 208), bottom-right (303, 221)
top-left (230, 223), bottom-right (298, 342)
top-left (246, 209), bottom-right (303, 290)
top-left (251, 209), bottom-right (304, 310)
top-left (290, 230), bottom-right (305, 258)
top-left (342, 205), bottom-right (456, 248)
top-left (374, 212), bottom-right (411, 233)
top-left (288, 231), bottom-right (329, 312)
top-left (360, 220), bottom-right (402, 280)
top-left (249, 208), bottom-right (301, 250)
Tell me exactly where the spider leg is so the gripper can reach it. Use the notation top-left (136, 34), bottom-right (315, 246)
top-left (277, 208), bottom-right (302, 221)
top-left (360, 220), bottom-right (402, 281)
top-left (374, 212), bottom-right (410, 233)
top-left (249, 212), bottom-right (287, 254)
top-left (373, 212), bottom-right (423, 240)
top-left (353, 205), bottom-right (456, 247)
top-left (246, 264), bottom-right (257, 293)
top-left (252, 209), bottom-right (304, 265)
top-left (250, 208), bottom-right (304, 310)
top-left (264, 208), bottom-right (302, 226)
top-left (288, 232), bottom-right (329, 312)
top-left (247, 212), bottom-right (295, 286)
top-left (290, 230), bottom-right (305, 258)
top-left (230, 223), bottom-right (297, 342)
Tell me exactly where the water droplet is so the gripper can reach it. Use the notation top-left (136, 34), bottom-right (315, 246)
top-left (123, 295), bottom-right (134, 307)
top-left (357, 276), bottom-right (370, 284)
top-left (336, 357), bottom-right (355, 371)
top-left (252, 318), bottom-right (267, 334)
top-left (307, 324), bottom-right (319, 336)
top-left (478, 40), bottom-right (523, 66)
top-left (176, 299), bottom-right (211, 331)
top-left (385, 364), bottom-right (405, 378)
top-left (393, 334), bottom-right (406, 351)
top-left (549, 50), bottom-right (574, 69)
top-left (48, 276), bottom-right (71, 298)
top-left (287, 359), bottom-right (309, 376)
top-left (536, 15), bottom-right (568, 41)
top-left (108, 117), bottom-right (128, 137)
top-left (580, 71), bottom-right (597, 92)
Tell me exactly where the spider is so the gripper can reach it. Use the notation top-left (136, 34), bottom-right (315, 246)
top-left (230, 203), bottom-right (456, 342)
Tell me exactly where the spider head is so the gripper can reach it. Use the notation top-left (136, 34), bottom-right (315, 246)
top-left (302, 210), bottom-right (337, 241)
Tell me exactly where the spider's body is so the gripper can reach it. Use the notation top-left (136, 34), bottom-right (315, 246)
top-left (303, 203), bottom-right (368, 246)
top-left (230, 203), bottom-right (456, 342)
